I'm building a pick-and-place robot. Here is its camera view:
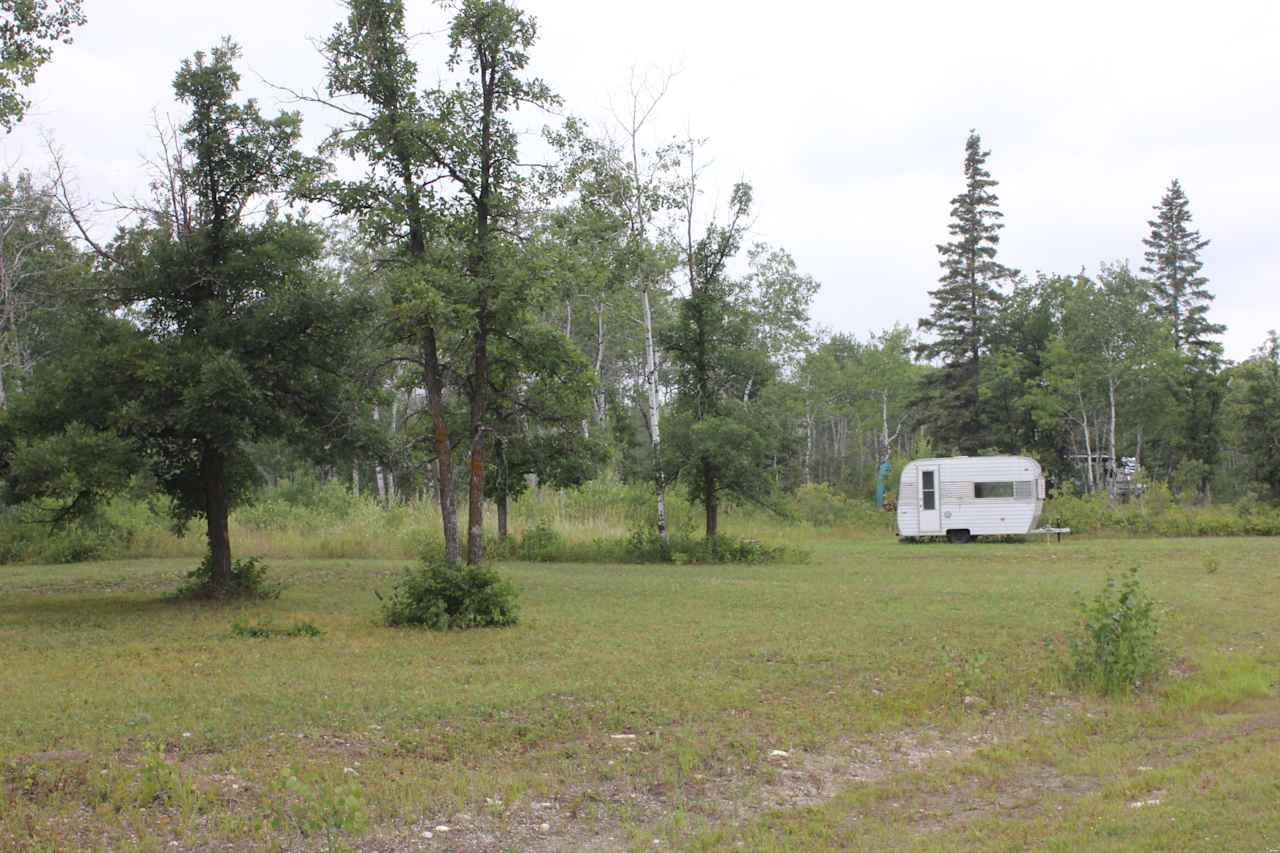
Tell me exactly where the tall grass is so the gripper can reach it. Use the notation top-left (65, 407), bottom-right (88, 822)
top-left (3, 474), bottom-right (1277, 566)
top-left (0, 479), bottom-right (894, 565)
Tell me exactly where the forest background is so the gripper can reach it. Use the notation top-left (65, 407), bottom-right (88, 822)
top-left (2, 0), bottom-right (1279, 574)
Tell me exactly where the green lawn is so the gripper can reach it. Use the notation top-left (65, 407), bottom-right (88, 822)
top-left (2, 537), bottom-right (1278, 850)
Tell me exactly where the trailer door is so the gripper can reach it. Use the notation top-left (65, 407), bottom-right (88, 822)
top-left (918, 465), bottom-right (941, 534)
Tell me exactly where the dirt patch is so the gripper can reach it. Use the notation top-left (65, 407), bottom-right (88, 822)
top-left (358, 703), bottom-right (1076, 852)
top-left (908, 764), bottom-right (1100, 834)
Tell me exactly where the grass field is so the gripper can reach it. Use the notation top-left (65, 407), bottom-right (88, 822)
top-left (2, 537), bottom-right (1278, 851)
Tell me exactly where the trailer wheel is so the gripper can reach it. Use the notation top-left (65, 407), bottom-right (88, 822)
top-left (946, 529), bottom-right (972, 544)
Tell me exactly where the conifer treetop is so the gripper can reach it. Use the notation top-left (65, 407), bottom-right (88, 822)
top-left (1140, 178), bottom-right (1223, 360)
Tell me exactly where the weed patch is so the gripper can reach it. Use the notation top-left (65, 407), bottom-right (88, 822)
top-left (230, 618), bottom-right (324, 638)
top-left (269, 770), bottom-right (368, 851)
top-left (1059, 567), bottom-right (1163, 697)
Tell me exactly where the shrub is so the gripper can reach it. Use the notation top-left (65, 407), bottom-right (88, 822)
top-left (0, 508), bottom-right (130, 565)
top-left (1060, 567), bottom-right (1162, 696)
top-left (622, 528), bottom-right (802, 564)
top-left (626, 525), bottom-right (672, 562)
top-left (379, 560), bottom-right (519, 630)
top-left (519, 523), bottom-right (564, 562)
top-left (230, 618), bottom-right (323, 638)
top-left (684, 534), bottom-right (796, 564)
top-left (175, 553), bottom-right (283, 601)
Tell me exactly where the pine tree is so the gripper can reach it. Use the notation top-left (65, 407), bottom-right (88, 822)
top-left (1140, 180), bottom-right (1225, 491)
top-left (917, 130), bottom-right (1018, 454)
top-left (1140, 179), bottom-right (1224, 362)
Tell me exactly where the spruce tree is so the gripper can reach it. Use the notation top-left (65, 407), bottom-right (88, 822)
top-left (917, 130), bottom-right (1018, 454)
top-left (1140, 179), bottom-right (1225, 491)
top-left (1140, 179), bottom-right (1224, 361)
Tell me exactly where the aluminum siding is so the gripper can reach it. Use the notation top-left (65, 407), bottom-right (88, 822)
top-left (896, 456), bottom-right (1043, 537)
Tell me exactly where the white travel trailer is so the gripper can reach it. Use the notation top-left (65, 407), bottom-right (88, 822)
top-left (897, 456), bottom-right (1047, 542)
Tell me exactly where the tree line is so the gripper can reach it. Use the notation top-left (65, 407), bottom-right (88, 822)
top-left (0, 0), bottom-right (1278, 592)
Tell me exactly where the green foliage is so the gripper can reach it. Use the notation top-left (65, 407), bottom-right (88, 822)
top-left (917, 130), bottom-right (1018, 455)
top-left (1141, 179), bottom-right (1223, 357)
top-left (0, 0), bottom-right (86, 129)
top-left (176, 553), bottom-right (282, 601)
top-left (663, 167), bottom-right (800, 537)
top-left (135, 741), bottom-right (201, 811)
top-left (5, 41), bottom-right (374, 592)
top-left (672, 534), bottom-right (797, 565)
top-left (3, 421), bottom-right (141, 523)
top-left (379, 560), bottom-right (519, 630)
top-left (0, 508), bottom-right (129, 564)
top-left (785, 483), bottom-right (895, 530)
top-left (229, 618), bottom-right (323, 638)
top-left (1045, 489), bottom-right (1280, 537)
top-left (518, 522), bottom-right (564, 562)
top-left (938, 644), bottom-right (993, 703)
top-left (623, 526), bottom-right (802, 565)
top-left (270, 770), bottom-right (368, 851)
top-left (1231, 332), bottom-right (1280, 500)
top-left (1060, 567), bottom-right (1162, 697)
top-left (237, 477), bottom-right (364, 530)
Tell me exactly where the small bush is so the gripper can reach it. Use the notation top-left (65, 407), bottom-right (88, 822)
top-left (684, 534), bottom-right (796, 564)
top-left (519, 523), bottom-right (564, 562)
top-left (1060, 567), bottom-right (1162, 696)
top-left (379, 560), bottom-right (519, 630)
top-left (625, 525), bottom-right (672, 562)
top-left (230, 618), bottom-right (323, 638)
top-left (175, 553), bottom-right (283, 601)
top-left (623, 528), bottom-right (802, 564)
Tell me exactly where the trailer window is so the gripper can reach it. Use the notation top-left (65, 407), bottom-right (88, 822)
top-left (974, 481), bottom-right (1015, 499)
top-left (922, 470), bottom-right (936, 510)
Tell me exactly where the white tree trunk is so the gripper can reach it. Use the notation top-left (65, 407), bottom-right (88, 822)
top-left (372, 405), bottom-right (388, 509)
top-left (642, 284), bottom-right (668, 543)
top-left (1107, 377), bottom-right (1119, 498)
top-left (803, 403), bottom-right (815, 485)
top-left (592, 299), bottom-right (607, 426)
top-left (1079, 392), bottom-right (1095, 494)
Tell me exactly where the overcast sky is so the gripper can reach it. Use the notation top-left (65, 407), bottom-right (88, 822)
top-left (5, 0), bottom-right (1277, 361)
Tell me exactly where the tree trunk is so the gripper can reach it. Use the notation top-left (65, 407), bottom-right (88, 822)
top-left (803, 404), bottom-right (815, 484)
top-left (703, 458), bottom-right (718, 538)
top-left (466, 322), bottom-right (488, 566)
top-left (1079, 392), bottom-right (1094, 494)
top-left (592, 299), bottom-right (607, 426)
top-left (374, 404), bottom-right (388, 509)
top-left (375, 464), bottom-right (387, 508)
top-left (202, 445), bottom-right (233, 589)
top-left (641, 284), bottom-right (669, 544)
top-left (423, 333), bottom-right (460, 564)
top-left (496, 491), bottom-right (508, 540)
top-left (1107, 377), bottom-right (1119, 498)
